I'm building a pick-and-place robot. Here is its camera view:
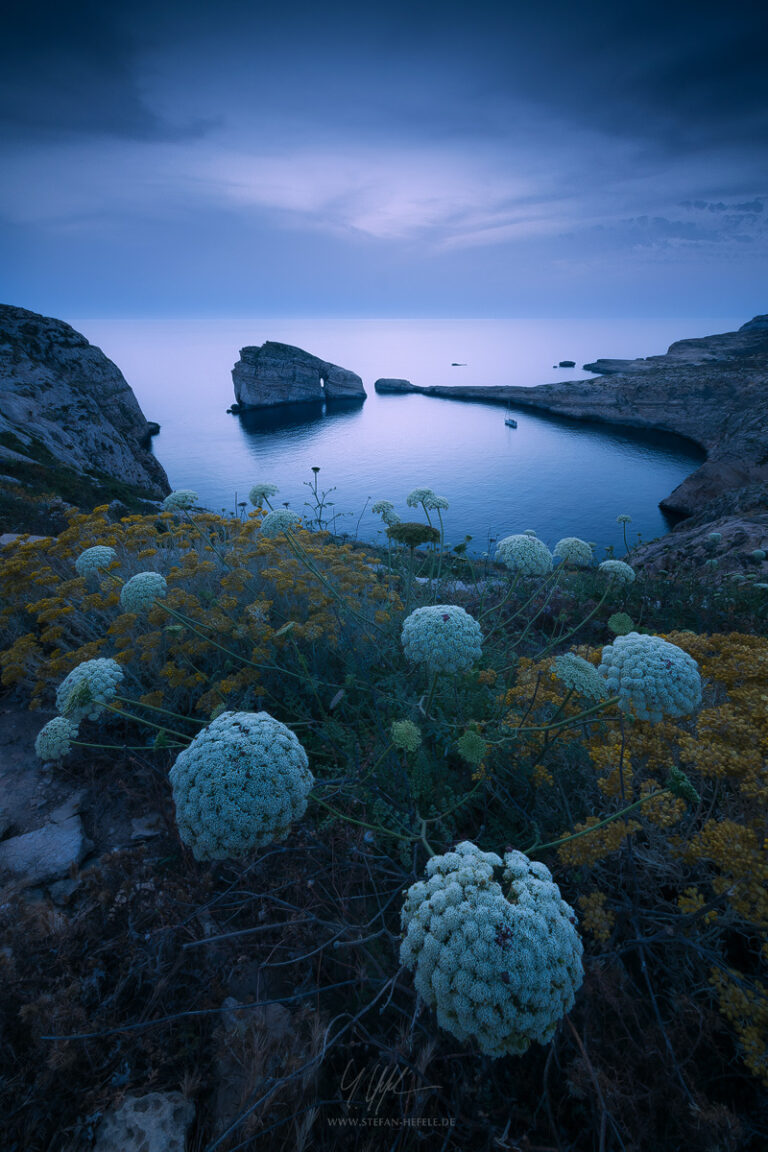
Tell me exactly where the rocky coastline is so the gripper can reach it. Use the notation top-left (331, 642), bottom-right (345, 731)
top-left (376, 315), bottom-right (768, 576)
top-left (0, 304), bottom-right (170, 533)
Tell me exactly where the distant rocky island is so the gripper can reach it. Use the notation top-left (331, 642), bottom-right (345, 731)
top-left (231, 341), bottom-right (366, 409)
top-left (0, 304), bottom-right (169, 533)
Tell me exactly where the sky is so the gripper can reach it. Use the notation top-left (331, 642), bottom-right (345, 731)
top-left (0, 0), bottom-right (766, 319)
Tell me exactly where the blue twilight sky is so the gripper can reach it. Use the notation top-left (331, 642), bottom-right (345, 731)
top-left (0, 0), bottom-right (766, 319)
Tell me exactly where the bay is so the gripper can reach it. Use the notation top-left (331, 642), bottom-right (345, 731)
top-left (72, 317), bottom-right (738, 556)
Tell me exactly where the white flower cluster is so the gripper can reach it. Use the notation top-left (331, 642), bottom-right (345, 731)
top-left (407, 488), bottom-right (449, 511)
top-left (260, 508), bottom-right (302, 538)
top-left (249, 482), bottom-right (279, 506)
top-left (400, 841), bottom-right (583, 1057)
top-left (168, 710), bottom-right (314, 860)
top-left (598, 559), bottom-right (636, 585)
top-left (551, 653), bottom-right (607, 700)
top-left (162, 489), bottom-right (198, 511)
top-left (35, 716), bottom-right (79, 761)
top-left (598, 632), bottom-right (702, 722)
top-left (495, 534), bottom-right (553, 576)
top-left (372, 500), bottom-right (401, 526)
top-left (75, 545), bottom-right (117, 578)
top-left (401, 605), bottom-right (483, 675)
top-left (119, 571), bottom-right (167, 613)
top-left (554, 537), bottom-right (593, 568)
top-left (56, 658), bottom-right (125, 722)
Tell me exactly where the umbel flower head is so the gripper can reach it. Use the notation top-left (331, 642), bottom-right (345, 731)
top-left (407, 487), bottom-right (441, 509)
top-left (598, 559), bottom-right (636, 585)
top-left (372, 500), bottom-right (401, 526)
top-left (401, 604), bottom-right (483, 675)
top-left (56, 658), bottom-right (125, 722)
top-left (551, 653), bottom-right (607, 701)
top-left (554, 537), bottom-right (593, 568)
top-left (35, 716), bottom-right (79, 761)
top-left (495, 534), bottom-right (553, 576)
top-left (75, 545), bottom-right (117, 578)
top-left (168, 710), bottom-right (314, 860)
top-left (400, 841), bottom-right (583, 1058)
top-left (119, 571), bottom-right (167, 613)
top-left (391, 719), bottom-right (422, 752)
top-left (162, 489), bottom-right (198, 511)
top-left (598, 632), bottom-right (702, 723)
top-left (260, 508), bottom-right (302, 538)
top-left (387, 521), bottom-right (440, 548)
top-left (249, 482), bottom-right (279, 507)
top-left (616, 514), bottom-right (632, 525)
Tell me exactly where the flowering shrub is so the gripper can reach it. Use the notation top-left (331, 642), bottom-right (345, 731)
top-left (162, 489), bottom-right (198, 511)
top-left (401, 604), bottom-right (483, 674)
top-left (554, 537), bottom-right (593, 568)
top-left (34, 715), bottom-right (79, 761)
top-left (598, 632), bottom-right (702, 722)
top-left (168, 710), bottom-right (314, 860)
top-left (74, 545), bottom-right (117, 578)
top-left (119, 571), bottom-right (167, 613)
top-left (400, 841), bottom-right (583, 1056)
top-left (598, 559), bottom-right (635, 585)
top-left (56, 657), bottom-right (124, 722)
top-left (495, 534), bottom-right (553, 576)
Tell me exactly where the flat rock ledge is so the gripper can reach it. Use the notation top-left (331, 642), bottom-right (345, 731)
top-left (232, 341), bottom-right (366, 408)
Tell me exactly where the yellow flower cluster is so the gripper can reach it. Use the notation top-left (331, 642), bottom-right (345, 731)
top-left (577, 891), bottom-right (615, 944)
top-left (557, 816), bottom-right (641, 869)
top-left (710, 968), bottom-right (768, 1086)
top-left (0, 506), bottom-right (401, 719)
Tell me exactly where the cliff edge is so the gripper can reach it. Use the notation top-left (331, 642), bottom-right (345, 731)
top-left (0, 304), bottom-right (170, 530)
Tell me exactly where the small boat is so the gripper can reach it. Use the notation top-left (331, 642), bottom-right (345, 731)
top-left (504, 405), bottom-right (517, 428)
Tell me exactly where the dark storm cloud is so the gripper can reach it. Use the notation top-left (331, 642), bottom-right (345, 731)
top-left (0, 0), bottom-right (208, 139)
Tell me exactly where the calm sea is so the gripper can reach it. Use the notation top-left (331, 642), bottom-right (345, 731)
top-left (72, 317), bottom-right (738, 557)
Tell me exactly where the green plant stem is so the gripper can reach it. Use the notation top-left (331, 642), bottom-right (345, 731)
top-left (525, 788), bottom-right (670, 855)
top-left (310, 793), bottom-right (415, 843)
top-left (502, 695), bottom-right (618, 736)
top-left (73, 740), bottom-right (186, 750)
top-left (423, 669), bottom-right (439, 719)
top-left (114, 694), bottom-right (207, 725)
top-left (102, 701), bottom-right (192, 742)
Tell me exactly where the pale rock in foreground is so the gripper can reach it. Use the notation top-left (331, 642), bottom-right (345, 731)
top-left (94, 1091), bottom-right (194, 1152)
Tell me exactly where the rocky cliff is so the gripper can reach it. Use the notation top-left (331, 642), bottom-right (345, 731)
top-left (375, 316), bottom-right (768, 519)
top-left (0, 305), bottom-right (170, 529)
top-left (232, 341), bottom-right (366, 408)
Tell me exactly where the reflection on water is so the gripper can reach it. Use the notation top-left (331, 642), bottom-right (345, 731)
top-left (70, 316), bottom-right (728, 555)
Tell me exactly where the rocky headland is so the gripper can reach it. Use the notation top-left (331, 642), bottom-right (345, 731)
top-left (232, 341), bottom-right (366, 409)
top-left (0, 304), bottom-right (170, 532)
top-left (376, 316), bottom-right (768, 577)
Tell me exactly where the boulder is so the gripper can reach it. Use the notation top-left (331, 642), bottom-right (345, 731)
top-left (0, 814), bottom-right (92, 886)
top-left (94, 1092), bottom-right (194, 1152)
top-left (374, 377), bottom-right (413, 393)
top-left (232, 341), bottom-right (366, 409)
top-left (0, 304), bottom-right (169, 499)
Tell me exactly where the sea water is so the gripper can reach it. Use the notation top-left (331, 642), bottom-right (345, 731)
top-left (72, 317), bottom-right (738, 556)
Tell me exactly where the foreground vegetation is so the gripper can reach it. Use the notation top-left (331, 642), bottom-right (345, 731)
top-left (1, 485), bottom-right (768, 1151)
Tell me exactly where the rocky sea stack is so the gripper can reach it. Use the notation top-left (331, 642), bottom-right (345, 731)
top-left (0, 304), bottom-right (170, 532)
top-left (232, 341), bottom-right (366, 409)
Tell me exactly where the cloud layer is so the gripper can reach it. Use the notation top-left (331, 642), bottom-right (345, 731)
top-left (1, 0), bottom-right (766, 315)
